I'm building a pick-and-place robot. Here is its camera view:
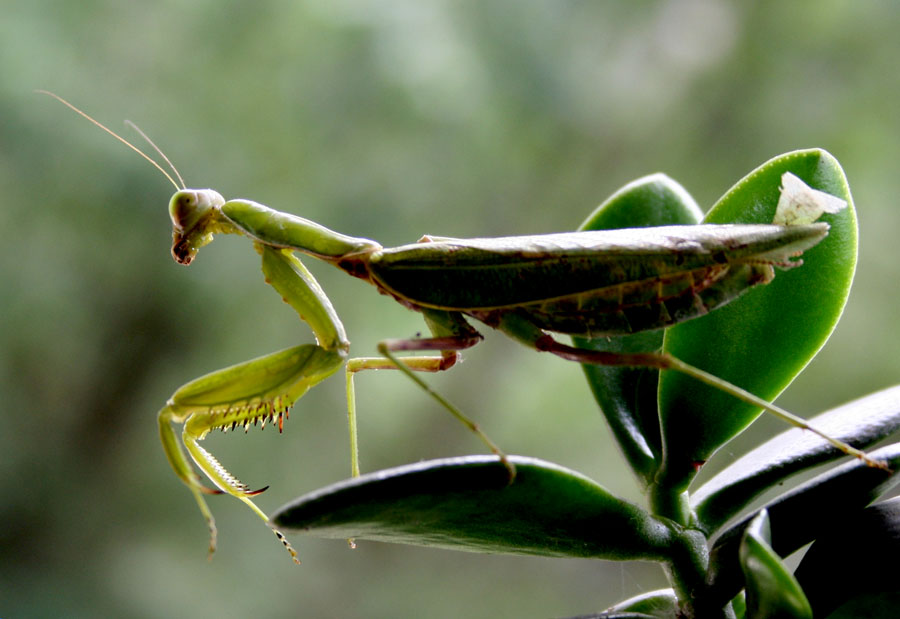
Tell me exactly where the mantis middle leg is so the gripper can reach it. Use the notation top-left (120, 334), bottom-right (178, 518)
top-left (493, 312), bottom-right (884, 470)
top-left (345, 308), bottom-right (514, 478)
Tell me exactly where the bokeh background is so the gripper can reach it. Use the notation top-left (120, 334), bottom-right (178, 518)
top-left (3, 2), bottom-right (899, 617)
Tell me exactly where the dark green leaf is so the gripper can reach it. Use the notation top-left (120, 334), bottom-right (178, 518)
top-left (693, 385), bottom-right (900, 534)
top-left (272, 455), bottom-right (674, 559)
top-left (574, 174), bottom-right (703, 484)
top-left (794, 497), bottom-right (900, 617)
top-left (659, 149), bottom-right (858, 490)
top-left (740, 510), bottom-right (812, 618)
top-left (706, 443), bottom-right (900, 606)
top-left (577, 173), bottom-right (704, 231)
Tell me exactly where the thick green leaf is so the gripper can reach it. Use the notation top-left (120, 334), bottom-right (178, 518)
top-left (794, 497), bottom-right (900, 617)
top-left (577, 173), bottom-right (704, 231)
top-left (659, 149), bottom-right (857, 490)
top-left (693, 385), bottom-right (900, 534)
top-left (706, 443), bottom-right (900, 606)
top-left (740, 510), bottom-right (812, 619)
top-left (574, 174), bottom-right (703, 484)
top-left (271, 455), bottom-right (674, 559)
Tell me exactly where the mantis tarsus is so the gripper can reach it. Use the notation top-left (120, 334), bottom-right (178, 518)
top-left (41, 91), bottom-right (884, 564)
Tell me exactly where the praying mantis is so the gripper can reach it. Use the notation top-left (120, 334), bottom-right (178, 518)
top-left (41, 91), bottom-right (884, 565)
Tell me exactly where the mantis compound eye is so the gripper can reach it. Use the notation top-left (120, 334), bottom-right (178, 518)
top-left (168, 189), bottom-right (224, 231)
top-left (168, 192), bottom-right (195, 230)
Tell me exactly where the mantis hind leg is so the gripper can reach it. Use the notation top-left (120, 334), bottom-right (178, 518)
top-left (495, 313), bottom-right (886, 470)
top-left (345, 309), bottom-right (515, 480)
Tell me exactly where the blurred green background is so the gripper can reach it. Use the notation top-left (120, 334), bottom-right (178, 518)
top-left (3, 2), bottom-right (899, 617)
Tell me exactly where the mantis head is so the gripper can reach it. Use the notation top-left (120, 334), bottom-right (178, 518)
top-left (169, 189), bottom-right (227, 265)
top-left (36, 93), bottom-right (243, 267)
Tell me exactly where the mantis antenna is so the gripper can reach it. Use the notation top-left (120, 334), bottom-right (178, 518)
top-left (36, 90), bottom-right (183, 191)
top-left (124, 120), bottom-right (185, 189)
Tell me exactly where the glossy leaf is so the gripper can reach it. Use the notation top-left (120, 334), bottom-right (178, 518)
top-left (693, 385), bottom-right (900, 534)
top-left (574, 174), bottom-right (703, 485)
top-left (706, 443), bottom-right (900, 606)
top-left (794, 497), bottom-right (900, 617)
top-left (272, 455), bottom-right (674, 559)
top-left (659, 149), bottom-right (858, 490)
top-left (599, 588), bottom-right (679, 618)
top-left (577, 173), bottom-right (704, 231)
top-left (740, 510), bottom-right (812, 619)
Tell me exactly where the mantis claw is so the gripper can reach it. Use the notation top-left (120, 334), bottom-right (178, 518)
top-left (244, 485), bottom-right (270, 497)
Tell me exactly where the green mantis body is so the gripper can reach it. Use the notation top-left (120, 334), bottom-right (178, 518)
top-left (159, 186), bottom-right (880, 562)
top-left (40, 91), bottom-right (881, 564)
